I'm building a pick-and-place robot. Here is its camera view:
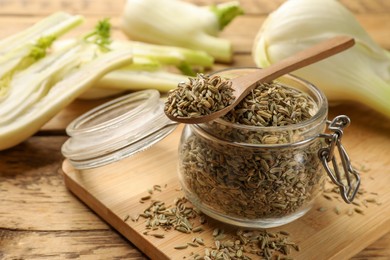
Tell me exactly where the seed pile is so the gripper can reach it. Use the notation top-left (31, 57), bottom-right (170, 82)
top-left (188, 229), bottom-right (299, 260)
top-left (222, 82), bottom-right (317, 126)
top-left (144, 197), bottom-right (202, 235)
top-left (126, 185), bottom-right (299, 260)
top-left (128, 194), bottom-right (204, 236)
top-left (164, 74), bottom-right (235, 118)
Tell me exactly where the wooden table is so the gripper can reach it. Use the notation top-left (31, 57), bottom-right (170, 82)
top-left (1, 0), bottom-right (389, 259)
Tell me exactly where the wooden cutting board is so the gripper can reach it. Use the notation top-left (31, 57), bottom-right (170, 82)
top-left (62, 122), bottom-right (390, 260)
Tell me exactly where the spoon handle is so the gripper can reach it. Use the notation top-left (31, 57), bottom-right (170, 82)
top-left (233, 36), bottom-right (355, 99)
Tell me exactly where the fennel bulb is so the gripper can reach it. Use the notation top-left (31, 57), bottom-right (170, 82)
top-left (0, 12), bottom-right (83, 99)
top-left (0, 18), bottom-right (133, 150)
top-left (0, 46), bottom-right (132, 150)
top-left (54, 37), bottom-right (215, 99)
top-left (121, 0), bottom-right (243, 62)
top-left (252, 0), bottom-right (390, 118)
top-left (0, 12), bottom-right (83, 55)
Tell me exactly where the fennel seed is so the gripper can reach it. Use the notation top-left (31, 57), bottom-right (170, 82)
top-left (140, 195), bottom-right (151, 201)
top-left (195, 237), bottom-right (205, 245)
top-left (317, 207), bottom-right (327, 212)
top-left (222, 81), bottom-right (317, 127)
top-left (192, 226), bottom-right (204, 233)
top-left (354, 208), bottom-right (364, 215)
top-left (174, 244), bottom-right (188, 250)
top-left (187, 242), bottom-right (199, 247)
top-left (149, 233), bottom-right (165, 239)
top-left (323, 194), bottom-right (333, 201)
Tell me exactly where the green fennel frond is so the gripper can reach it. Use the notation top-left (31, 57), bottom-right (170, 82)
top-left (84, 18), bottom-right (112, 51)
top-left (177, 62), bottom-right (197, 76)
top-left (210, 2), bottom-right (244, 30)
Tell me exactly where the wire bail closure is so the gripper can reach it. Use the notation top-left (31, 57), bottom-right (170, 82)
top-left (318, 115), bottom-right (361, 203)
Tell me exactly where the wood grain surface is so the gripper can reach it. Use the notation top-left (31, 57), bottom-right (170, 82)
top-left (61, 118), bottom-right (390, 260)
top-left (1, 0), bottom-right (389, 259)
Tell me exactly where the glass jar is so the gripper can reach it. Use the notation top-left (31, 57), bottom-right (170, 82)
top-left (177, 68), bottom-right (360, 228)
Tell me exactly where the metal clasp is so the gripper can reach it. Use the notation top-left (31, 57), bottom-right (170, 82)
top-left (318, 115), bottom-right (361, 203)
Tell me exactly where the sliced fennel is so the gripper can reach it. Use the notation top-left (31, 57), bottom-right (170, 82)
top-left (0, 18), bottom-right (133, 150)
top-left (52, 17), bottom-right (216, 99)
top-left (78, 71), bottom-right (190, 100)
top-left (0, 44), bottom-right (133, 150)
top-left (54, 39), bottom-right (214, 98)
top-left (95, 70), bottom-right (188, 92)
top-left (111, 41), bottom-right (214, 69)
top-left (121, 0), bottom-right (243, 62)
top-left (105, 40), bottom-right (214, 78)
top-left (55, 39), bottom-right (214, 73)
top-left (0, 12), bottom-right (83, 99)
top-left (0, 42), bottom-right (83, 125)
top-left (0, 12), bottom-right (83, 55)
top-left (252, 0), bottom-right (390, 118)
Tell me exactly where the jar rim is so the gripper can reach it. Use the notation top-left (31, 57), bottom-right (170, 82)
top-left (206, 67), bottom-right (328, 133)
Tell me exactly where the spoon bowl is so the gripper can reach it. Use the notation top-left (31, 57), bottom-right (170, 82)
top-left (166, 36), bottom-right (355, 124)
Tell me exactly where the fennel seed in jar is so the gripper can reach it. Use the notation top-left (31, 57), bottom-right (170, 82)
top-left (205, 81), bottom-right (319, 144)
top-left (179, 80), bottom-right (325, 219)
top-left (164, 74), bottom-right (235, 118)
top-left (222, 81), bottom-right (317, 126)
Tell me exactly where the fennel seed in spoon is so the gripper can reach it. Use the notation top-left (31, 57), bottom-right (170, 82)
top-left (164, 74), bottom-right (235, 118)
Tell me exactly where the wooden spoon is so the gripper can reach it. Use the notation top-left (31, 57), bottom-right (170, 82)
top-left (166, 36), bottom-right (355, 124)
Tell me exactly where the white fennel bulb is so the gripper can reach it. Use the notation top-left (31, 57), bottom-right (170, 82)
top-left (253, 0), bottom-right (390, 118)
top-left (121, 0), bottom-right (243, 62)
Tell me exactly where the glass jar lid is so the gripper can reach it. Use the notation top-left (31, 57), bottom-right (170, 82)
top-left (62, 89), bottom-right (177, 169)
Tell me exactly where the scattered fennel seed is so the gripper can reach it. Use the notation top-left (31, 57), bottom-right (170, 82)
top-left (365, 198), bottom-right (377, 203)
top-left (175, 244), bottom-right (189, 250)
top-left (187, 242), bottom-right (199, 247)
top-left (323, 194), bottom-right (332, 201)
top-left (153, 184), bottom-right (162, 191)
top-left (322, 179), bottom-right (381, 216)
top-left (279, 230), bottom-right (290, 236)
top-left (195, 237), bottom-right (205, 245)
top-left (352, 201), bottom-right (361, 207)
top-left (127, 185), bottom-right (300, 260)
top-left (192, 226), bottom-right (204, 233)
top-left (354, 208), bottom-right (364, 215)
top-left (317, 207), bottom-right (327, 212)
top-left (149, 233), bottom-right (165, 238)
top-left (141, 195), bottom-right (151, 201)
